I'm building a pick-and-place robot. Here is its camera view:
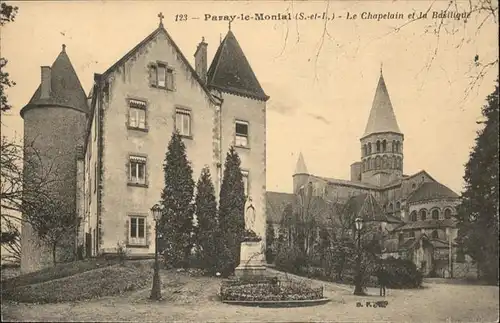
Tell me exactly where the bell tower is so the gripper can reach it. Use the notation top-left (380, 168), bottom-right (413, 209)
top-left (360, 67), bottom-right (404, 186)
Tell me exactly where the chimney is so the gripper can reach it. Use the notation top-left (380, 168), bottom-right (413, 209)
top-left (40, 66), bottom-right (52, 99)
top-left (194, 37), bottom-right (208, 83)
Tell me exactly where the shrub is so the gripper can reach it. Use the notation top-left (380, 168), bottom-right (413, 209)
top-left (275, 244), bottom-right (307, 275)
top-left (116, 242), bottom-right (128, 265)
top-left (381, 257), bottom-right (423, 288)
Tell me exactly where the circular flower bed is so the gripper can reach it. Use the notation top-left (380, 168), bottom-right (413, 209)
top-left (220, 277), bottom-right (324, 302)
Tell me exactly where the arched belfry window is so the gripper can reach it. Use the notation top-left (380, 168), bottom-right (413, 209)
top-left (444, 208), bottom-right (452, 219)
top-left (420, 209), bottom-right (427, 221)
top-left (392, 140), bottom-right (396, 152)
top-left (368, 143), bottom-right (372, 155)
top-left (382, 155), bottom-right (388, 169)
top-left (432, 209), bottom-right (439, 220)
top-left (376, 140), bottom-right (381, 152)
top-left (395, 141), bottom-right (400, 153)
top-left (382, 140), bottom-right (387, 152)
top-left (410, 211), bottom-right (417, 221)
top-left (375, 156), bottom-right (381, 169)
top-left (363, 144), bottom-right (367, 157)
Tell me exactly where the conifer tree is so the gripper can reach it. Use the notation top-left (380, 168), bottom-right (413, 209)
top-left (265, 221), bottom-right (275, 263)
top-left (160, 130), bottom-right (195, 268)
top-left (218, 146), bottom-right (246, 275)
top-left (194, 166), bottom-right (219, 274)
top-left (457, 79), bottom-right (499, 284)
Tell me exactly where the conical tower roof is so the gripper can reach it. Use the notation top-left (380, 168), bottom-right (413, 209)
top-left (21, 45), bottom-right (88, 118)
top-left (294, 152), bottom-right (308, 174)
top-left (207, 29), bottom-right (269, 101)
top-left (362, 69), bottom-right (401, 138)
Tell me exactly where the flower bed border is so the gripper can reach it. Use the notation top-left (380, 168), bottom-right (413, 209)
top-left (222, 298), bottom-right (331, 308)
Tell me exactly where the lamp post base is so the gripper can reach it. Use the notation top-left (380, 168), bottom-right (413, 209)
top-left (150, 270), bottom-right (162, 300)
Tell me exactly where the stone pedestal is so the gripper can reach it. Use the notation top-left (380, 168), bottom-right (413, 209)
top-left (234, 241), bottom-right (266, 279)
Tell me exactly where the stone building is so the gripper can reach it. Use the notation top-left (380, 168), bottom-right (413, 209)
top-left (267, 69), bottom-right (473, 278)
top-left (20, 18), bottom-right (268, 273)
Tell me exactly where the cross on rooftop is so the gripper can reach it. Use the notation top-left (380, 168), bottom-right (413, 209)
top-left (158, 12), bottom-right (164, 27)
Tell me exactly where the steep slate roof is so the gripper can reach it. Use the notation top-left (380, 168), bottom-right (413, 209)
top-left (294, 152), bottom-right (308, 174)
top-left (21, 45), bottom-right (89, 118)
top-left (207, 30), bottom-right (269, 101)
top-left (407, 181), bottom-right (459, 203)
top-left (362, 70), bottom-right (401, 138)
top-left (344, 193), bottom-right (402, 223)
top-left (266, 191), bottom-right (295, 224)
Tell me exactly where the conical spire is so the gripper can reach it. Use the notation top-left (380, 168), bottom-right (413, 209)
top-left (21, 45), bottom-right (89, 117)
top-left (294, 152), bottom-right (308, 174)
top-left (362, 69), bottom-right (401, 138)
top-left (207, 29), bottom-right (269, 101)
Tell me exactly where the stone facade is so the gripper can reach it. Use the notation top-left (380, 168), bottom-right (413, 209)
top-left (82, 24), bottom-right (268, 257)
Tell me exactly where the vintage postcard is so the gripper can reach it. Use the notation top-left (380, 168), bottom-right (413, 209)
top-left (1, 0), bottom-right (498, 322)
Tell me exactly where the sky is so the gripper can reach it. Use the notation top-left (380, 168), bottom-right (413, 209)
top-left (1, 0), bottom-right (498, 195)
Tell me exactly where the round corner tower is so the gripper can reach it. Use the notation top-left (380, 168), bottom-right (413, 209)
top-left (20, 45), bottom-right (89, 273)
top-left (360, 69), bottom-right (404, 185)
top-left (293, 152), bottom-right (311, 194)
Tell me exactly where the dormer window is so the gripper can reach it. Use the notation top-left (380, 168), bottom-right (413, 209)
top-left (149, 62), bottom-right (175, 91)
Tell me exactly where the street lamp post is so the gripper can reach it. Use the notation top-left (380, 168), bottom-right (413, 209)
top-left (353, 217), bottom-right (365, 296)
top-left (150, 203), bottom-right (162, 301)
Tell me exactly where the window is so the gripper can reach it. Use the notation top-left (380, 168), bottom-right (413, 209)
top-left (129, 156), bottom-right (147, 185)
top-left (367, 143), bottom-right (372, 154)
top-left (382, 140), bottom-right (387, 152)
top-left (376, 140), bottom-right (381, 152)
top-left (396, 201), bottom-right (401, 211)
top-left (175, 109), bottom-right (191, 137)
top-left (149, 63), bottom-right (174, 90)
top-left (410, 211), bottom-right (417, 221)
top-left (129, 216), bottom-right (146, 246)
top-left (363, 145), bottom-right (367, 157)
top-left (128, 99), bottom-right (147, 129)
top-left (235, 121), bottom-right (249, 148)
top-left (420, 209), bottom-right (427, 221)
top-left (432, 209), bottom-right (439, 220)
top-left (241, 170), bottom-right (249, 196)
top-left (444, 208), bottom-right (452, 219)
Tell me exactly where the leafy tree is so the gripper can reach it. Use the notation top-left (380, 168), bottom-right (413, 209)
top-left (0, 3), bottom-right (18, 113)
top-left (457, 79), bottom-right (499, 284)
top-left (194, 166), bottom-right (219, 274)
top-left (160, 130), bottom-right (195, 268)
top-left (23, 192), bottom-right (80, 265)
top-left (218, 146), bottom-right (245, 276)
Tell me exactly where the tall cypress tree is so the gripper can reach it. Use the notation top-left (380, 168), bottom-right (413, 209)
top-left (457, 79), bottom-right (499, 284)
top-left (218, 146), bottom-right (245, 275)
top-left (194, 166), bottom-right (219, 274)
top-left (160, 130), bottom-right (195, 268)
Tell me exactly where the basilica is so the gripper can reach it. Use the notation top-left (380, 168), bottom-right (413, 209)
top-left (266, 69), bottom-right (476, 278)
